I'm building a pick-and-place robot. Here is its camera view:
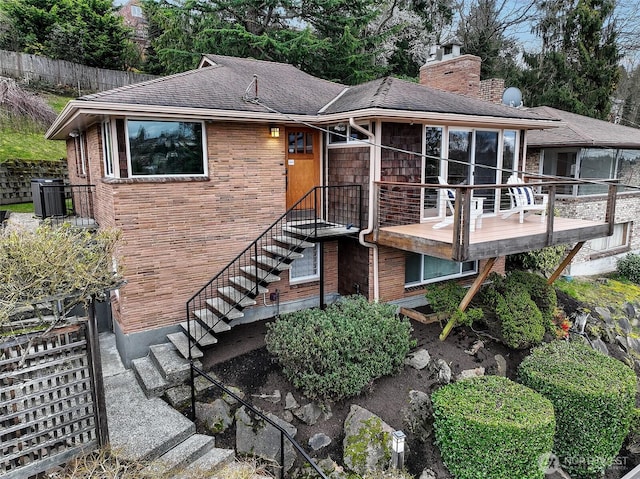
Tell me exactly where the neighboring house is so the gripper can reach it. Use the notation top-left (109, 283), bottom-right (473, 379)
top-left (116, 0), bottom-right (149, 56)
top-left (526, 107), bottom-right (640, 275)
top-left (46, 49), bottom-right (616, 365)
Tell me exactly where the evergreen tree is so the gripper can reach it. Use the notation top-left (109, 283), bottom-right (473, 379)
top-left (520, 0), bottom-right (620, 119)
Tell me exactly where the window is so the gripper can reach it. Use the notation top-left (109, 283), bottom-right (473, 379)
top-left (290, 246), bottom-right (319, 282)
top-left (131, 5), bottom-right (143, 17)
top-left (328, 123), bottom-right (371, 145)
top-left (74, 133), bottom-right (87, 176)
top-left (102, 121), bottom-right (115, 178)
top-left (405, 253), bottom-right (477, 286)
top-left (288, 131), bottom-right (314, 154)
top-left (589, 222), bottom-right (630, 255)
top-left (616, 150), bottom-right (640, 192)
top-left (127, 120), bottom-right (206, 176)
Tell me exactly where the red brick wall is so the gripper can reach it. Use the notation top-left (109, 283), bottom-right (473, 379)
top-left (480, 78), bottom-right (505, 104)
top-left (419, 55), bottom-right (482, 98)
top-left (76, 121), bottom-right (340, 334)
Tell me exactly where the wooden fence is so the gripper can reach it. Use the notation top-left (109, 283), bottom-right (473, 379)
top-left (0, 319), bottom-right (107, 479)
top-left (0, 50), bottom-right (157, 93)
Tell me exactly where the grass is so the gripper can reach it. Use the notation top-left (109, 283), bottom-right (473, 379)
top-left (0, 91), bottom-right (72, 162)
top-left (1, 203), bottom-right (34, 213)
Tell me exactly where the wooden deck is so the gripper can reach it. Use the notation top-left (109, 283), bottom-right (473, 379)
top-left (372, 214), bottom-right (611, 262)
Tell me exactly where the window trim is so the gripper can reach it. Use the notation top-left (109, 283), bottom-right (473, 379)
top-left (588, 222), bottom-right (631, 259)
top-left (75, 133), bottom-right (87, 176)
top-left (404, 253), bottom-right (478, 288)
top-left (102, 120), bottom-right (117, 178)
top-left (125, 118), bottom-right (208, 178)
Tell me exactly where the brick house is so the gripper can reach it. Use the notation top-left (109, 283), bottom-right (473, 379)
top-left (46, 51), bottom-right (617, 365)
top-left (525, 106), bottom-right (640, 275)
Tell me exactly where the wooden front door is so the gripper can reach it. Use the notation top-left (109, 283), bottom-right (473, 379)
top-left (286, 128), bottom-right (321, 209)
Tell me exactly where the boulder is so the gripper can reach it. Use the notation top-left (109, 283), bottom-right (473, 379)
top-left (405, 349), bottom-right (431, 370)
top-left (590, 338), bottom-right (610, 356)
top-left (343, 405), bottom-right (395, 475)
top-left (595, 306), bottom-right (612, 324)
top-left (294, 402), bottom-right (331, 426)
top-left (618, 317), bottom-right (632, 334)
top-left (456, 367), bottom-right (485, 381)
top-left (285, 392), bottom-right (299, 410)
top-left (430, 358), bottom-right (452, 385)
top-left (309, 433), bottom-right (332, 451)
top-left (221, 385), bottom-right (245, 406)
top-left (494, 354), bottom-right (507, 377)
top-left (419, 468), bottom-right (437, 479)
top-left (195, 399), bottom-right (233, 433)
top-left (624, 302), bottom-right (637, 320)
top-left (403, 390), bottom-right (433, 442)
top-left (252, 389), bottom-right (281, 403)
top-left (236, 406), bottom-right (298, 472)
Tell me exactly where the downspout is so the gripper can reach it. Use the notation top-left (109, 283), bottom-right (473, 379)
top-left (350, 117), bottom-right (380, 302)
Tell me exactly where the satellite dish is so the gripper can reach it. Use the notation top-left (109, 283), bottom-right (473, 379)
top-left (502, 87), bottom-right (523, 107)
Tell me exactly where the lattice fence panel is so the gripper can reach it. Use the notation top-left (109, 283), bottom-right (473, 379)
top-left (0, 323), bottom-right (98, 477)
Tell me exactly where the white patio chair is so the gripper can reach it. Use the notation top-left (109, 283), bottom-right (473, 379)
top-left (433, 176), bottom-right (483, 231)
top-left (502, 174), bottom-right (548, 223)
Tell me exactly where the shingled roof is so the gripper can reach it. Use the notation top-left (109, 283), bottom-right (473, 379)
top-left (324, 76), bottom-right (547, 120)
top-left (80, 55), bottom-right (346, 115)
top-left (526, 106), bottom-right (640, 149)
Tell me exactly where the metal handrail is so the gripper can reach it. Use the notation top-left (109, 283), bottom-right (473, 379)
top-left (185, 185), bottom-right (362, 358)
top-left (191, 364), bottom-right (328, 479)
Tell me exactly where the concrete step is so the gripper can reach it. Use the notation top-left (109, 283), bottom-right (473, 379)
top-left (181, 320), bottom-right (219, 346)
top-left (192, 308), bottom-right (231, 335)
top-left (253, 255), bottom-right (292, 271)
top-left (273, 235), bottom-right (314, 249)
top-left (131, 356), bottom-right (169, 398)
top-left (146, 434), bottom-right (216, 476)
top-left (240, 266), bottom-right (281, 283)
top-left (206, 298), bottom-right (244, 320)
top-left (104, 369), bottom-right (195, 461)
top-left (263, 244), bottom-right (304, 260)
top-left (217, 286), bottom-right (257, 307)
top-left (167, 331), bottom-right (204, 359)
top-left (229, 276), bottom-right (268, 296)
top-left (150, 343), bottom-right (200, 384)
top-left (176, 447), bottom-right (235, 478)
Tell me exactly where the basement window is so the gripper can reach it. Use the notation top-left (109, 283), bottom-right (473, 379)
top-left (405, 253), bottom-right (477, 287)
top-left (127, 119), bottom-right (207, 177)
top-left (290, 245), bottom-right (319, 283)
top-left (588, 222), bottom-right (631, 256)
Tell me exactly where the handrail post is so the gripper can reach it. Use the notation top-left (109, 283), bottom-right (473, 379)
top-left (254, 242), bottom-right (259, 295)
top-left (280, 431), bottom-right (285, 479)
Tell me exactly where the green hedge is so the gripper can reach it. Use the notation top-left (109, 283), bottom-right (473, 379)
top-left (432, 376), bottom-right (555, 479)
top-left (519, 341), bottom-right (637, 478)
top-left (265, 296), bottom-right (415, 401)
top-left (617, 252), bottom-right (640, 284)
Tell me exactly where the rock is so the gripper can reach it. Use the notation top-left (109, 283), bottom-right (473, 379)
top-left (222, 385), bottom-right (245, 406)
top-left (590, 338), bottom-right (609, 356)
top-left (464, 340), bottom-right (484, 355)
top-left (420, 468), bottom-right (437, 479)
top-left (294, 402), bottom-right (331, 426)
top-left (617, 335), bottom-right (629, 352)
top-left (343, 405), bottom-right (395, 475)
top-left (628, 337), bottom-right (640, 354)
top-left (285, 392), bottom-right (299, 410)
top-left (456, 367), bottom-right (485, 381)
top-left (309, 433), bottom-right (332, 451)
top-left (494, 354), bottom-right (507, 377)
top-left (283, 410), bottom-right (294, 423)
top-left (595, 306), bottom-right (612, 324)
top-left (252, 389), bottom-right (281, 403)
top-left (405, 349), bottom-right (431, 370)
top-left (618, 317), bottom-right (632, 334)
top-left (403, 390), bottom-right (433, 441)
top-left (431, 358), bottom-right (452, 385)
top-left (236, 406), bottom-right (297, 472)
top-left (624, 302), bottom-right (637, 319)
top-left (196, 399), bottom-right (233, 433)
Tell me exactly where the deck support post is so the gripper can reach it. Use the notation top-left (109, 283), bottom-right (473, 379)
top-left (547, 241), bottom-right (585, 285)
top-left (319, 241), bottom-right (325, 310)
top-left (439, 257), bottom-right (497, 341)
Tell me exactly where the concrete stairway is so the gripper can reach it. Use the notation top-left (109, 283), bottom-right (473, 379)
top-left (101, 333), bottom-right (234, 474)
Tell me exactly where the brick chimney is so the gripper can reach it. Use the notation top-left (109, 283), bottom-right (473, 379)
top-left (419, 44), bottom-right (482, 99)
top-left (479, 78), bottom-right (506, 104)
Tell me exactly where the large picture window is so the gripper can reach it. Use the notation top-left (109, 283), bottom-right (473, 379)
top-left (127, 120), bottom-right (206, 176)
top-left (405, 253), bottom-right (477, 286)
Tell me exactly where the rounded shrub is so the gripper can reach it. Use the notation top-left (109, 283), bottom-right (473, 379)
top-left (519, 341), bottom-right (637, 478)
top-left (617, 252), bottom-right (640, 284)
top-left (265, 295), bottom-right (415, 401)
top-left (432, 375), bottom-right (555, 479)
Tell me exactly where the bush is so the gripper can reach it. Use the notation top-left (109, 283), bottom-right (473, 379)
top-left (507, 244), bottom-right (567, 276)
top-left (508, 270), bottom-right (557, 326)
top-left (265, 296), bottom-right (415, 401)
top-left (617, 252), bottom-right (640, 284)
top-left (432, 375), bottom-right (555, 479)
top-left (480, 273), bottom-right (546, 349)
top-left (425, 281), bottom-right (483, 327)
top-left (519, 341), bottom-right (637, 478)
